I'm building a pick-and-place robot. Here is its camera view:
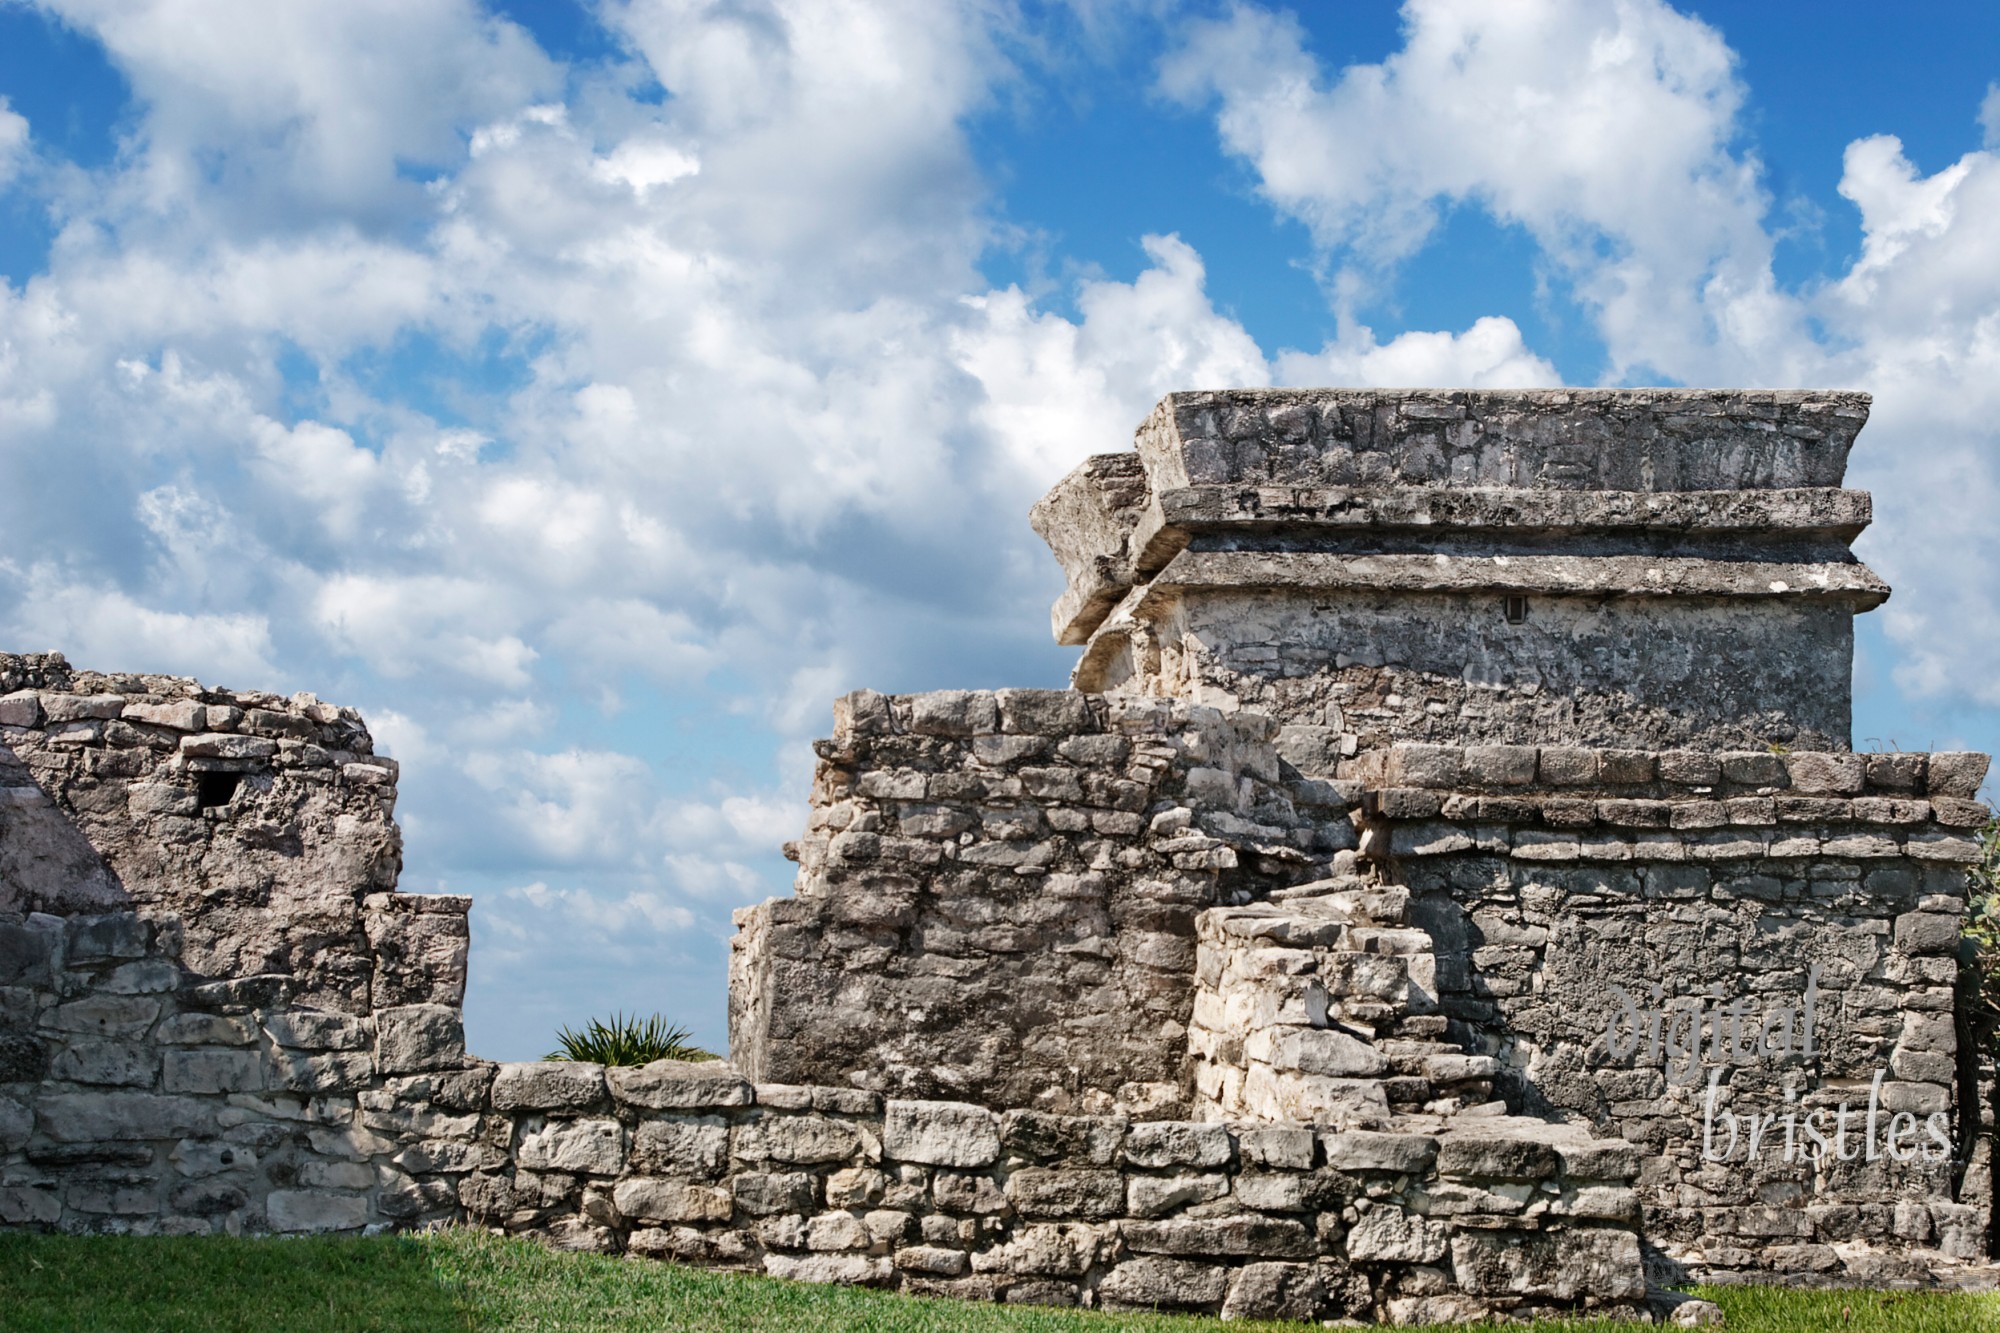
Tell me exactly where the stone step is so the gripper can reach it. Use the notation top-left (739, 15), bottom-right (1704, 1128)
top-left (1346, 925), bottom-right (1432, 956)
top-left (1201, 904), bottom-right (1349, 948)
top-left (1330, 999), bottom-right (1399, 1028)
top-left (1267, 878), bottom-right (1411, 926)
top-left (1425, 1053), bottom-right (1504, 1084)
top-left (1421, 1087), bottom-right (1496, 1115)
top-left (1381, 1014), bottom-right (1450, 1040)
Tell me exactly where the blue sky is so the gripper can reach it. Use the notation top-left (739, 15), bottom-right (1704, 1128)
top-left (0, 0), bottom-right (1995, 1059)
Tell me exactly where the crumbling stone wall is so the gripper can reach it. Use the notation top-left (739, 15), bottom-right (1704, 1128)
top-left (0, 651), bottom-right (413, 1007)
top-left (1, 654), bottom-right (472, 1234)
top-left (1349, 741), bottom-right (1994, 1275)
top-left (729, 688), bottom-right (1351, 1113)
top-left (733, 695), bottom-right (1998, 1285)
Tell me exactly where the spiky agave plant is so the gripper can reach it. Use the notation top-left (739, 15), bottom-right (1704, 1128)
top-left (545, 1012), bottom-right (718, 1066)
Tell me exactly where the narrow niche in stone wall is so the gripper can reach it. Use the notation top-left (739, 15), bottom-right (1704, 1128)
top-left (195, 771), bottom-right (242, 809)
top-left (1503, 594), bottom-right (1529, 624)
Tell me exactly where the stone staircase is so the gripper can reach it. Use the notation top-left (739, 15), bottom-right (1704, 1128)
top-left (1190, 874), bottom-right (1504, 1124)
top-left (1186, 872), bottom-right (1661, 1316)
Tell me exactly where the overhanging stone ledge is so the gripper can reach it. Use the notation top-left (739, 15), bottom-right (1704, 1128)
top-left (1140, 549), bottom-right (1891, 604)
top-left (1150, 483), bottom-right (1872, 539)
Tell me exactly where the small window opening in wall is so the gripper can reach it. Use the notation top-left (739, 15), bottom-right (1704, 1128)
top-left (196, 771), bottom-right (242, 809)
top-left (1503, 595), bottom-right (1529, 624)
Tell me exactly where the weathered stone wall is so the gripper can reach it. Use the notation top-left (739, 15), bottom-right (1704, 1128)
top-left (728, 688), bottom-right (1354, 1114)
top-left (1349, 740), bottom-right (1994, 1277)
top-left (1091, 589), bottom-right (1855, 752)
top-left (0, 903), bottom-right (469, 1234)
top-left (1, 654), bottom-right (472, 1235)
top-left (427, 1062), bottom-right (1651, 1325)
top-left (0, 652), bottom-right (411, 1009)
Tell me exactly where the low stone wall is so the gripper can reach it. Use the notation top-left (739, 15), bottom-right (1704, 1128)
top-left (433, 1061), bottom-right (1648, 1324)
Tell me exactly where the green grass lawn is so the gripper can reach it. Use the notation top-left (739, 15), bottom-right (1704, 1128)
top-left (0, 1228), bottom-right (1993, 1332)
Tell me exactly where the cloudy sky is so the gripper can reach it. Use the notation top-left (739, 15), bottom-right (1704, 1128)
top-left (1, 0), bottom-right (1996, 1058)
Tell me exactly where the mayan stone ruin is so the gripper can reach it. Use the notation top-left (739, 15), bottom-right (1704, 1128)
top-left (2, 388), bottom-right (1996, 1323)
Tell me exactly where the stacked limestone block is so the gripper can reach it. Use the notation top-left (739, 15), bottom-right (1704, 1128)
top-left (1190, 878), bottom-right (1500, 1124)
top-left (0, 653), bottom-right (473, 1234)
top-left (423, 1058), bottom-right (1648, 1323)
top-left (729, 688), bottom-right (1356, 1114)
top-left (1344, 740), bottom-right (1993, 1280)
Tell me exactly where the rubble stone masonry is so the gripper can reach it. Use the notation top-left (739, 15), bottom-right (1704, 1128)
top-left (4, 388), bottom-right (1998, 1322)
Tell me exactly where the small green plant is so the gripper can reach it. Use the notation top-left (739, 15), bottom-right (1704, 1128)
top-left (546, 1012), bottom-right (719, 1066)
top-left (1963, 816), bottom-right (2000, 1040)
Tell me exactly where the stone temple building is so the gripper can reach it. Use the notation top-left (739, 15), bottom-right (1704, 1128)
top-left (1043, 389), bottom-right (1880, 751)
top-left (730, 389), bottom-right (1995, 1301)
top-left (1, 388), bottom-right (1995, 1323)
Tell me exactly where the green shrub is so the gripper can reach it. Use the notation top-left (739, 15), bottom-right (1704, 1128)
top-left (546, 1012), bottom-right (719, 1066)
